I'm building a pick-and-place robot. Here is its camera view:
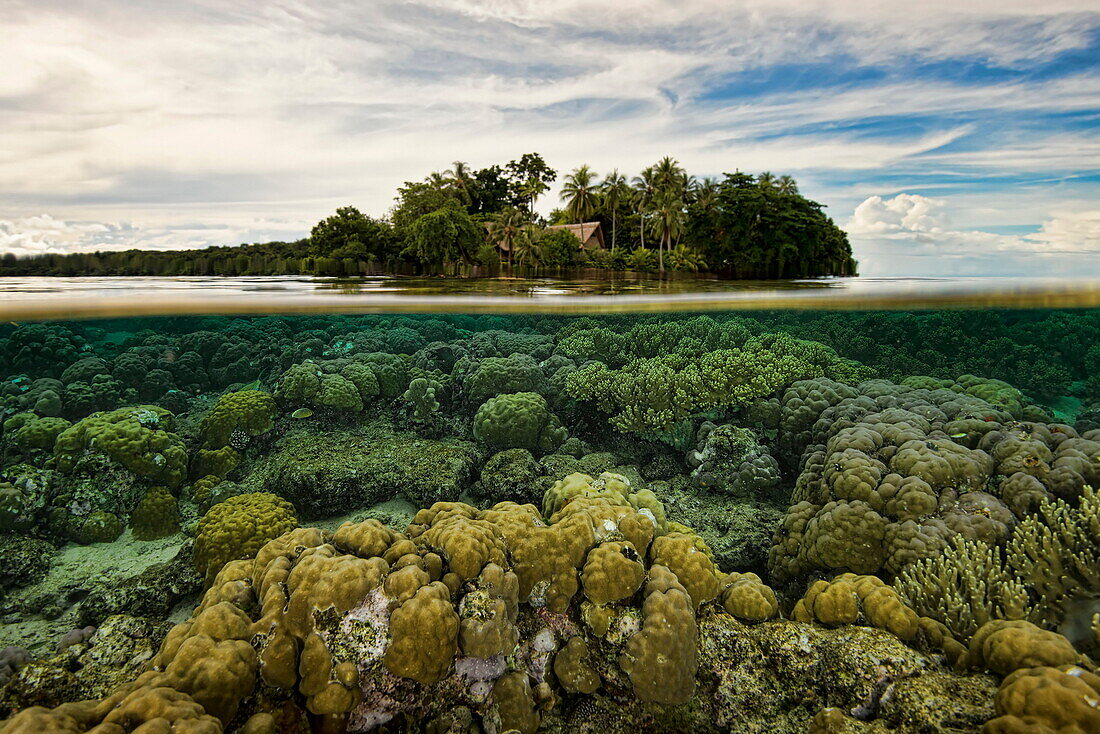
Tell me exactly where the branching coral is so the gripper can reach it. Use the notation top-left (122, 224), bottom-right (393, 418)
top-left (1006, 487), bottom-right (1100, 640)
top-left (894, 535), bottom-right (1032, 640)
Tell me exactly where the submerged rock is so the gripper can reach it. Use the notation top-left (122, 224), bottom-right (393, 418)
top-left (0, 535), bottom-right (54, 591)
top-left (252, 422), bottom-right (482, 517)
top-left (0, 614), bottom-right (169, 715)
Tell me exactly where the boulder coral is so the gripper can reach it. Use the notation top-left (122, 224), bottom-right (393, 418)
top-left (767, 377), bottom-right (1100, 587)
top-left (53, 406), bottom-right (188, 488)
top-left (472, 392), bottom-right (567, 455)
top-left (193, 492), bottom-right (298, 586)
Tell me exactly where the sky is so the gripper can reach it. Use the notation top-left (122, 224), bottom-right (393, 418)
top-left (1, 0), bottom-right (1098, 276)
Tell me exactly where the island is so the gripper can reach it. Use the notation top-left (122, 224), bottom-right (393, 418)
top-left (0, 155), bottom-right (857, 280)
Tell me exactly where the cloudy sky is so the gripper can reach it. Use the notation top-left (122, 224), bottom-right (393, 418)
top-left (2, 0), bottom-right (1098, 276)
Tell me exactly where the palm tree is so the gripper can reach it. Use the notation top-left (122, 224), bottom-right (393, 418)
top-left (560, 165), bottom-right (600, 224)
top-left (486, 207), bottom-right (527, 268)
top-left (650, 186), bottom-right (684, 273)
top-left (600, 169), bottom-right (629, 250)
top-left (445, 161), bottom-right (473, 205)
top-left (427, 170), bottom-right (451, 189)
top-left (632, 166), bottom-right (657, 251)
top-left (668, 244), bottom-right (705, 272)
top-left (649, 157), bottom-right (688, 271)
top-left (513, 224), bottom-right (543, 266)
top-left (653, 156), bottom-right (686, 193)
top-left (691, 176), bottom-right (719, 211)
top-left (757, 171), bottom-right (776, 190)
top-left (776, 175), bottom-right (798, 196)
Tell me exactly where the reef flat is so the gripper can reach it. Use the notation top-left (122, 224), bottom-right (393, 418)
top-left (0, 311), bottom-right (1097, 733)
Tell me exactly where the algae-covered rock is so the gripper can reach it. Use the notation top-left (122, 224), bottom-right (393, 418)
top-left (0, 536), bottom-right (54, 590)
top-left (686, 422), bottom-right (782, 500)
top-left (76, 543), bottom-right (201, 628)
top-left (475, 448), bottom-right (545, 506)
top-left (71, 511), bottom-right (123, 545)
top-left (257, 423), bottom-right (481, 517)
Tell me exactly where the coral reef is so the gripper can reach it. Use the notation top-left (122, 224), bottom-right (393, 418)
top-left (2, 311), bottom-right (1100, 732)
top-left (53, 406), bottom-right (188, 489)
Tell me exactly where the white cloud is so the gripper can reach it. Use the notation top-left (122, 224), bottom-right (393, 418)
top-left (0, 212), bottom-right (309, 258)
top-left (1030, 210), bottom-right (1100, 251)
top-left (846, 193), bottom-right (1100, 276)
top-left (848, 194), bottom-right (948, 235)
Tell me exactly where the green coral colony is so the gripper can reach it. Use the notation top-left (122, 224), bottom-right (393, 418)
top-left (0, 311), bottom-right (1098, 733)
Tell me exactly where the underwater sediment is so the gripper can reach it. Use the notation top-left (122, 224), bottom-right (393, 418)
top-left (0, 311), bottom-right (1097, 733)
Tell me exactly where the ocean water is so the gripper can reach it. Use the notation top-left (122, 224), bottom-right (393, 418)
top-left (0, 277), bottom-right (1098, 733)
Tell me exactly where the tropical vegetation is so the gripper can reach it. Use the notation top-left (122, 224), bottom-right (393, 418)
top-left (0, 154), bottom-right (857, 278)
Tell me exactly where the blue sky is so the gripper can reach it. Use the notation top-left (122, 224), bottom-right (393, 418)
top-left (1, 0), bottom-right (1098, 275)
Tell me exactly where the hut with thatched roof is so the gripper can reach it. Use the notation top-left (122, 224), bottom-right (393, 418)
top-left (546, 222), bottom-right (605, 250)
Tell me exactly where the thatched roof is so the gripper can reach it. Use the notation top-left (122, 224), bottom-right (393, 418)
top-left (546, 222), bottom-right (605, 250)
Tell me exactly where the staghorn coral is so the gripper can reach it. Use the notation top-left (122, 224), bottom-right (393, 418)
top-left (565, 333), bottom-right (871, 435)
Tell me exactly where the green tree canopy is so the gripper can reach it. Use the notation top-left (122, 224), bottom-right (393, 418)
top-left (539, 228), bottom-right (581, 268)
top-left (309, 206), bottom-right (398, 261)
top-left (391, 179), bottom-right (465, 231)
top-left (404, 203), bottom-right (482, 270)
top-left (505, 153), bottom-right (557, 216)
top-left (468, 165), bottom-right (514, 216)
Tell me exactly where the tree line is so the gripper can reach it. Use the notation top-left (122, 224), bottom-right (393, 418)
top-left (0, 154), bottom-right (857, 278)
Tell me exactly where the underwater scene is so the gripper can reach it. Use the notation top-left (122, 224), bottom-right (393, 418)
top-left (0, 308), bottom-right (1098, 734)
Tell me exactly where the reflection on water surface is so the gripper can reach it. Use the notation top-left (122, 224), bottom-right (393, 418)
top-left (0, 275), bottom-right (1098, 320)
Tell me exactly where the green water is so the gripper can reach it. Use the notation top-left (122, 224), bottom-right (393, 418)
top-left (0, 297), bottom-right (1097, 732)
